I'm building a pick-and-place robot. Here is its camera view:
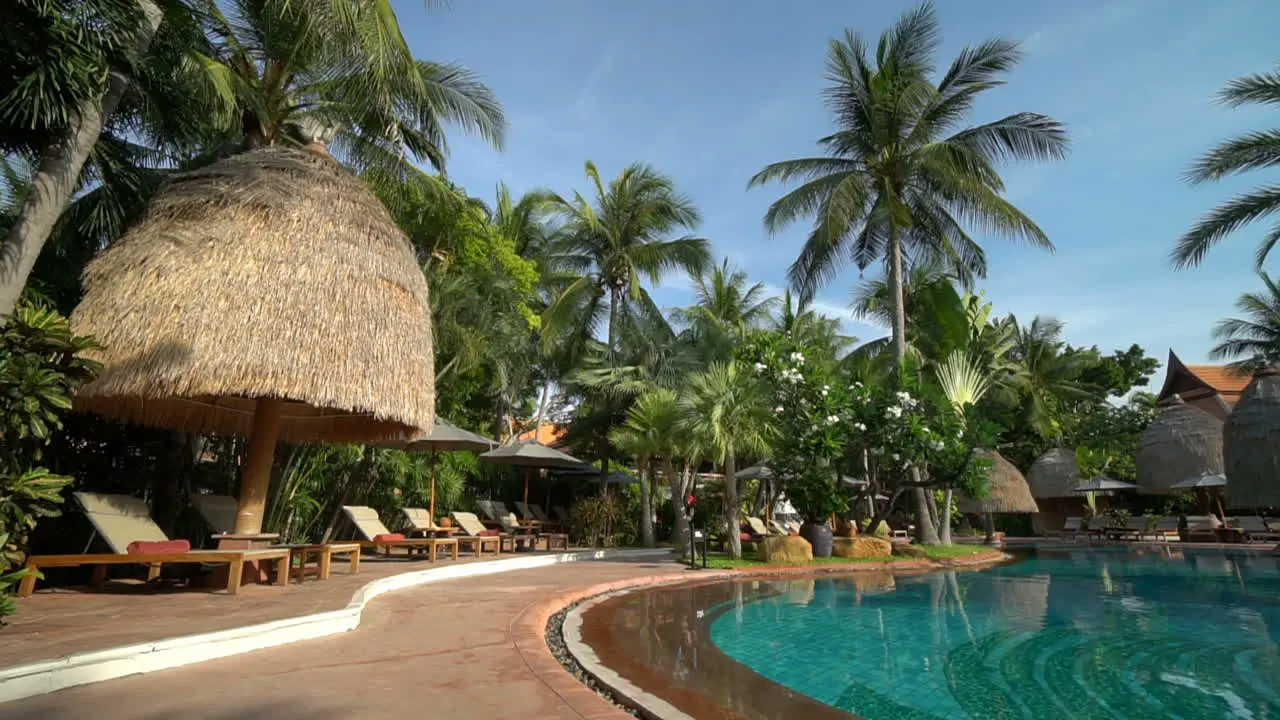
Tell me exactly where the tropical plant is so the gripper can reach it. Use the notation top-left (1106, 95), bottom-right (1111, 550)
top-left (748, 2), bottom-right (1066, 363)
top-left (544, 161), bottom-right (710, 363)
top-left (1209, 272), bottom-right (1280, 371)
top-left (609, 388), bottom-right (684, 547)
top-left (678, 362), bottom-right (773, 558)
top-left (671, 258), bottom-right (778, 362)
top-left (1172, 65), bottom-right (1280, 269)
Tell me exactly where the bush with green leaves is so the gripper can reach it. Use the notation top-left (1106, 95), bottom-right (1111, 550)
top-left (0, 303), bottom-right (100, 622)
top-left (568, 494), bottom-right (636, 548)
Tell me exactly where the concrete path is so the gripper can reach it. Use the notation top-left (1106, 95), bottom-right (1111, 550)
top-left (2, 557), bottom-right (687, 720)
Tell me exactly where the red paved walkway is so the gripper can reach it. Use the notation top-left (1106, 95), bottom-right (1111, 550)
top-left (1, 557), bottom-right (688, 720)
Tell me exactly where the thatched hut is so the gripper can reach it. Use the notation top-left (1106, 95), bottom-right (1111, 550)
top-left (71, 145), bottom-right (435, 534)
top-left (957, 450), bottom-right (1040, 514)
top-left (1026, 448), bottom-right (1083, 535)
top-left (1136, 396), bottom-right (1223, 495)
top-left (1225, 367), bottom-right (1280, 508)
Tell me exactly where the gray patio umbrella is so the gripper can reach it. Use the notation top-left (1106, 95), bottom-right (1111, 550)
top-left (735, 465), bottom-right (775, 480)
top-left (1171, 472), bottom-right (1228, 517)
top-left (480, 440), bottom-right (588, 507)
top-left (1071, 476), bottom-right (1139, 494)
top-left (398, 419), bottom-right (495, 521)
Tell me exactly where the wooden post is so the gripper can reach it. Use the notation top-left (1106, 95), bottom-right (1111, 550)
top-left (233, 397), bottom-right (285, 535)
top-left (523, 469), bottom-right (530, 509)
top-left (428, 453), bottom-right (438, 523)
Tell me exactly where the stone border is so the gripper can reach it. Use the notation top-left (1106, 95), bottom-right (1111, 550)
top-left (509, 550), bottom-right (1010, 720)
top-left (0, 548), bottom-right (669, 704)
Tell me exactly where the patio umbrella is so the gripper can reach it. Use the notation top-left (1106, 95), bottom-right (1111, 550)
top-left (479, 440), bottom-right (588, 508)
top-left (70, 146), bottom-right (435, 538)
top-left (389, 419), bottom-right (495, 521)
top-left (1071, 476), bottom-right (1139, 494)
top-left (735, 465), bottom-right (774, 480)
top-left (1171, 472), bottom-right (1228, 517)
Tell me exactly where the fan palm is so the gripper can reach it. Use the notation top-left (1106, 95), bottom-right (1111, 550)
top-left (543, 160), bottom-right (710, 364)
top-left (678, 362), bottom-right (773, 559)
top-left (1210, 271), bottom-right (1280, 371)
top-left (748, 2), bottom-right (1066, 365)
top-left (1173, 66), bottom-right (1280, 269)
top-left (609, 388), bottom-right (683, 547)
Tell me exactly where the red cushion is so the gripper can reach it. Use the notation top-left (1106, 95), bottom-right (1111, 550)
top-left (373, 533), bottom-right (406, 542)
top-left (740, 532), bottom-right (752, 540)
top-left (127, 539), bottom-right (190, 555)
top-left (788, 530), bottom-right (800, 536)
top-left (479, 529), bottom-right (500, 536)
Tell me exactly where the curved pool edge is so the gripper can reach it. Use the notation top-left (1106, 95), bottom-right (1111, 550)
top-left (544, 550), bottom-right (1010, 719)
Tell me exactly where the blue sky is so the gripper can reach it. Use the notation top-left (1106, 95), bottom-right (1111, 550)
top-left (397, 0), bottom-right (1276, 377)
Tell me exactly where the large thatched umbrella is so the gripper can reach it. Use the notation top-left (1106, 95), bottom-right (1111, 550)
top-left (1136, 395), bottom-right (1223, 495)
top-left (1225, 366), bottom-right (1280, 507)
top-left (70, 146), bottom-right (435, 537)
top-left (957, 450), bottom-right (1040, 514)
top-left (1026, 447), bottom-right (1084, 535)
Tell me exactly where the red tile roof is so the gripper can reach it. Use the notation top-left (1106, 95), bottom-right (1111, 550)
top-left (1185, 364), bottom-right (1251, 403)
top-left (516, 424), bottom-right (567, 446)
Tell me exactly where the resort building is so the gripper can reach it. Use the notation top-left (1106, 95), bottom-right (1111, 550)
top-left (1154, 350), bottom-right (1251, 421)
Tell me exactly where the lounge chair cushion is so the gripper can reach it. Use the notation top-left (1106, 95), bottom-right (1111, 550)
top-left (127, 539), bottom-right (190, 554)
top-left (479, 529), bottom-right (500, 536)
top-left (373, 533), bottom-right (406, 542)
top-left (740, 532), bottom-right (752, 541)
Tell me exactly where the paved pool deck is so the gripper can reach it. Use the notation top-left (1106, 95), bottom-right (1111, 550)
top-left (1, 556), bottom-right (692, 720)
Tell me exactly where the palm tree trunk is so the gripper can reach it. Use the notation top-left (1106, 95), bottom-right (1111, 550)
top-left (888, 224), bottom-right (941, 546)
top-left (607, 287), bottom-right (621, 362)
top-left (638, 457), bottom-right (655, 547)
top-left (938, 488), bottom-right (954, 545)
top-left (0, 0), bottom-right (164, 317)
top-left (725, 452), bottom-right (742, 559)
top-left (665, 458), bottom-right (689, 548)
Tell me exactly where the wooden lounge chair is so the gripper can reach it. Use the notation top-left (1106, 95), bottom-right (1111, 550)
top-left (402, 507), bottom-right (502, 553)
top-left (342, 506), bottom-right (458, 562)
top-left (1233, 516), bottom-right (1280, 542)
top-left (526, 503), bottom-right (567, 533)
top-left (475, 500), bottom-right (504, 527)
top-left (745, 517), bottom-right (777, 537)
top-left (1182, 515), bottom-right (1222, 543)
top-left (1057, 516), bottom-right (1083, 539)
top-left (1106, 517), bottom-right (1145, 541)
top-left (19, 492), bottom-right (289, 597)
top-left (552, 505), bottom-right (571, 526)
top-left (498, 513), bottom-right (540, 551)
top-left (195, 494), bottom-right (360, 580)
top-left (449, 512), bottom-right (507, 555)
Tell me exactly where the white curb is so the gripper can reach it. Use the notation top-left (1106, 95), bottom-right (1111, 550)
top-left (0, 548), bottom-right (670, 704)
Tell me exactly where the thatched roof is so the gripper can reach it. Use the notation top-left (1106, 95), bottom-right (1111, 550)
top-left (70, 146), bottom-right (434, 443)
top-left (1026, 447), bottom-right (1082, 499)
top-left (1225, 368), bottom-right (1280, 507)
top-left (957, 449), bottom-right (1040, 514)
top-left (1136, 396), bottom-right (1223, 495)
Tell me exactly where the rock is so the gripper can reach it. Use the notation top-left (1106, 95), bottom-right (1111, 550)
top-left (832, 536), bottom-right (892, 559)
top-left (891, 543), bottom-right (929, 559)
top-left (758, 535), bottom-right (814, 564)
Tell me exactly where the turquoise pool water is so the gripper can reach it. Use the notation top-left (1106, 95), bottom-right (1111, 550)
top-left (710, 548), bottom-right (1280, 719)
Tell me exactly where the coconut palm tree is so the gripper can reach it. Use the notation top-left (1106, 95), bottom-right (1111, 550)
top-left (679, 362), bottom-right (773, 559)
top-left (543, 161), bottom-right (710, 364)
top-left (748, 2), bottom-right (1067, 365)
top-left (1173, 66), bottom-right (1280, 269)
top-left (1210, 271), bottom-right (1280, 371)
top-left (673, 259), bottom-right (778, 343)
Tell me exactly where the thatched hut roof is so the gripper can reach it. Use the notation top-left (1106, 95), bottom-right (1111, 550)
top-left (70, 146), bottom-right (434, 443)
top-left (1136, 396), bottom-right (1223, 495)
top-left (1026, 447), bottom-right (1082, 499)
top-left (1225, 367), bottom-right (1280, 507)
top-left (957, 449), bottom-right (1040, 514)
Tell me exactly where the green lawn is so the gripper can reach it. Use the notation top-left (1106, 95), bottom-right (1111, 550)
top-left (692, 544), bottom-right (994, 570)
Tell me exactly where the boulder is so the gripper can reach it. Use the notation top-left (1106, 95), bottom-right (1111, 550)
top-left (832, 536), bottom-right (892, 559)
top-left (891, 543), bottom-right (929, 559)
top-left (757, 535), bottom-right (813, 564)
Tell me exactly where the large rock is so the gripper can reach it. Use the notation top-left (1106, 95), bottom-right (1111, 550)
top-left (891, 543), bottom-right (928, 559)
top-left (832, 536), bottom-right (892, 559)
top-left (757, 535), bottom-right (813, 564)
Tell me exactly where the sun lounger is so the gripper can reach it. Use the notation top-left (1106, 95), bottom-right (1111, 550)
top-left (527, 503), bottom-right (567, 533)
top-left (745, 517), bottom-right (775, 537)
top-left (403, 506), bottom-right (506, 553)
top-left (19, 492), bottom-right (290, 597)
top-left (552, 505), bottom-right (571, 526)
top-left (1233, 516), bottom-right (1280, 542)
top-left (342, 506), bottom-right (458, 561)
top-left (191, 494), bottom-right (359, 579)
top-left (475, 499), bottom-right (501, 523)
top-left (449, 512), bottom-right (508, 555)
top-left (1105, 517), bottom-right (1145, 541)
top-left (1182, 515), bottom-right (1222, 543)
top-left (1057, 516), bottom-right (1083, 539)
top-left (498, 513), bottom-right (540, 551)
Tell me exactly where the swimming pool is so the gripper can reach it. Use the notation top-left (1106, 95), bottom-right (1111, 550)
top-left (576, 547), bottom-right (1280, 719)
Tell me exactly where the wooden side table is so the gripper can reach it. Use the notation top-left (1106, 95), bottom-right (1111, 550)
top-left (287, 542), bottom-right (362, 582)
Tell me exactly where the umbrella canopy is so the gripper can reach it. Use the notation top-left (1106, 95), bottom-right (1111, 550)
top-left (1170, 472), bottom-right (1228, 490)
top-left (1136, 396), bottom-right (1224, 495)
top-left (1225, 367), bottom-right (1280, 507)
top-left (1071, 476), bottom-right (1139, 493)
top-left (1026, 448), bottom-right (1083, 499)
top-left (735, 465), bottom-right (774, 480)
top-left (400, 419), bottom-right (495, 453)
top-left (957, 450), bottom-right (1040, 514)
top-left (602, 470), bottom-right (638, 485)
top-left (479, 440), bottom-right (586, 469)
top-left (70, 146), bottom-right (435, 535)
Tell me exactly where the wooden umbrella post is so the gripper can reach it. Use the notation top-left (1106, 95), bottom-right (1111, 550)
top-left (523, 468), bottom-right (531, 509)
top-left (428, 452), bottom-right (438, 523)
top-left (233, 398), bottom-right (284, 536)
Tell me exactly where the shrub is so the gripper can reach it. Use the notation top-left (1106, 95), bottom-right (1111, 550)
top-left (569, 495), bottom-right (636, 548)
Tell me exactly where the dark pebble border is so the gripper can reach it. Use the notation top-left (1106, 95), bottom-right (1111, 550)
top-left (546, 596), bottom-right (645, 718)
